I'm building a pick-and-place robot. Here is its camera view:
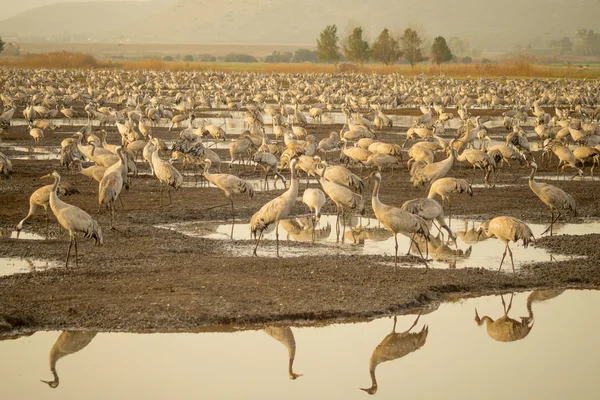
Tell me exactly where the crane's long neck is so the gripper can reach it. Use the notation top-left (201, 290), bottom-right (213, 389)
top-left (42, 357), bottom-right (60, 388)
top-left (476, 315), bottom-right (494, 327)
top-left (528, 166), bottom-right (541, 192)
top-left (371, 178), bottom-right (383, 215)
top-left (285, 335), bottom-right (300, 379)
top-left (49, 174), bottom-right (64, 212)
top-left (361, 359), bottom-right (378, 395)
top-left (286, 161), bottom-right (298, 198)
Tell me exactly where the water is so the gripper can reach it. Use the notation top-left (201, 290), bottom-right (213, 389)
top-left (0, 257), bottom-right (57, 276)
top-left (0, 290), bottom-right (597, 399)
top-left (180, 177), bottom-right (288, 191)
top-left (158, 216), bottom-right (598, 269)
top-left (0, 143), bottom-right (61, 160)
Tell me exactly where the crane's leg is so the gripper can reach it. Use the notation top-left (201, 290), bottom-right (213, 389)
top-left (341, 209), bottom-right (346, 244)
top-left (394, 233), bottom-right (398, 269)
top-left (542, 210), bottom-right (558, 236)
top-left (410, 235), bottom-right (429, 271)
top-left (74, 236), bottom-right (78, 267)
top-left (230, 197), bottom-right (235, 240)
top-left (252, 230), bottom-right (264, 256)
top-left (168, 186), bottom-right (172, 205)
top-left (406, 313), bottom-right (422, 332)
top-left (335, 207), bottom-right (341, 243)
top-left (406, 233), bottom-right (415, 255)
top-left (311, 214), bottom-right (316, 243)
top-left (276, 220), bottom-right (281, 258)
top-left (498, 244), bottom-right (508, 272)
top-left (110, 203), bottom-right (115, 230)
top-left (65, 234), bottom-right (74, 269)
top-left (159, 182), bottom-right (164, 207)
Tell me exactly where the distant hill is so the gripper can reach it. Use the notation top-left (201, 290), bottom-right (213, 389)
top-left (0, 1), bottom-right (167, 39)
top-left (2, 0), bottom-right (599, 50)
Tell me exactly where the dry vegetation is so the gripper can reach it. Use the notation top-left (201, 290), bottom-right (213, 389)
top-left (1, 51), bottom-right (599, 78)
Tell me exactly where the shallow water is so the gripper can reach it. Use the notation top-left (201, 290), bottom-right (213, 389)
top-left (1, 290), bottom-right (597, 399)
top-left (0, 257), bottom-right (57, 277)
top-left (159, 216), bottom-right (598, 269)
top-left (0, 143), bottom-right (61, 160)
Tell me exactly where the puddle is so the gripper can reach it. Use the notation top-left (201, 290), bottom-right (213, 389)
top-left (0, 290), bottom-right (597, 399)
top-left (180, 177), bottom-right (289, 191)
top-left (526, 174), bottom-right (596, 182)
top-left (0, 257), bottom-right (58, 277)
top-left (159, 216), bottom-right (598, 269)
top-left (0, 230), bottom-right (46, 240)
top-left (0, 143), bottom-right (60, 160)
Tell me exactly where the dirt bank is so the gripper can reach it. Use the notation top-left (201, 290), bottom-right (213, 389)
top-left (1, 117), bottom-right (599, 334)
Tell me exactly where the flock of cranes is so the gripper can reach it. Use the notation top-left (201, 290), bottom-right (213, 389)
top-left (1, 68), bottom-right (598, 271)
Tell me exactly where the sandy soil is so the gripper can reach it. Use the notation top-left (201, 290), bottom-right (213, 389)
top-left (1, 115), bottom-right (599, 334)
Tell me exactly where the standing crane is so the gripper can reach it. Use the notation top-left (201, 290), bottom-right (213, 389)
top-left (427, 177), bottom-right (472, 220)
top-left (203, 159), bottom-right (254, 239)
top-left (400, 198), bottom-right (456, 243)
top-left (150, 138), bottom-right (183, 206)
top-left (16, 177), bottom-right (79, 236)
top-left (476, 216), bottom-right (534, 272)
top-left (318, 161), bottom-right (365, 242)
top-left (44, 171), bottom-right (103, 268)
top-left (251, 158), bottom-right (299, 257)
top-left (410, 140), bottom-right (457, 188)
top-left (528, 161), bottom-right (576, 236)
top-left (302, 188), bottom-right (326, 242)
top-left (369, 172), bottom-right (430, 269)
top-left (98, 148), bottom-right (126, 229)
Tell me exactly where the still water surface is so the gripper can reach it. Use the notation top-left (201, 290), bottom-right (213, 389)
top-left (1, 290), bottom-right (598, 399)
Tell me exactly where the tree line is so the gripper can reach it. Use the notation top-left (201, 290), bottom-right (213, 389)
top-left (317, 24), bottom-right (454, 67)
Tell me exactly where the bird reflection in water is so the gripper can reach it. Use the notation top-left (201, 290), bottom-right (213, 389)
top-left (344, 225), bottom-right (392, 245)
top-left (475, 293), bottom-right (532, 342)
top-left (41, 331), bottom-right (97, 388)
top-left (475, 290), bottom-right (566, 342)
top-left (263, 326), bottom-right (303, 380)
top-left (411, 234), bottom-right (472, 267)
top-left (360, 314), bottom-right (428, 395)
top-left (279, 217), bottom-right (331, 242)
top-left (456, 220), bottom-right (488, 244)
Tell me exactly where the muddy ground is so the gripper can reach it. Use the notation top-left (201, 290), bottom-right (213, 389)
top-left (1, 114), bottom-right (599, 334)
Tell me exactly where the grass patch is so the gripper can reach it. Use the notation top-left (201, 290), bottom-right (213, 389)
top-left (2, 51), bottom-right (600, 78)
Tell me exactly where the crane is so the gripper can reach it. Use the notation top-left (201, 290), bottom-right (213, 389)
top-left (476, 216), bottom-right (534, 272)
top-left (369, 172), bottom-right (430, 269)
top-left (251, 158), bottom-right (299, 257)
top-left (44, 171), bottom-right (103, 268)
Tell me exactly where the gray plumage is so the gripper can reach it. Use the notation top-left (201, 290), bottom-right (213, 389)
top-left (528, 162), bottom-right (576, 236)
top-left (477, 216), bottom-right (534, 273)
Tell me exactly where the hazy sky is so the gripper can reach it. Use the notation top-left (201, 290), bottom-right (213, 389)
top-left (4, 0), bottom-right (153, 19)
top-left (3, 0), bottom-right (599, 50)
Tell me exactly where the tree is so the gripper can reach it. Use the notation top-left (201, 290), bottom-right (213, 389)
top-left (317, 25), bottom-right (341, 67)
top-left (0, 37), bottom-right (4, 55)
top-left (342, 26), bottom-right (371, 65)
top-left (371, 28), bottom-right (401, 65)
top-left (576, 29), bottom-right (600, 56)
top-left (400, 28), bottom-right (426, 67)
top-left (292, 49), bottom-right (318, 63)
top-left (448, 37), bottom-right (469, 57)
top-left (431, 36), bottom-right (453, 65)
top-left (549, 37), bottom-right (573, 56)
